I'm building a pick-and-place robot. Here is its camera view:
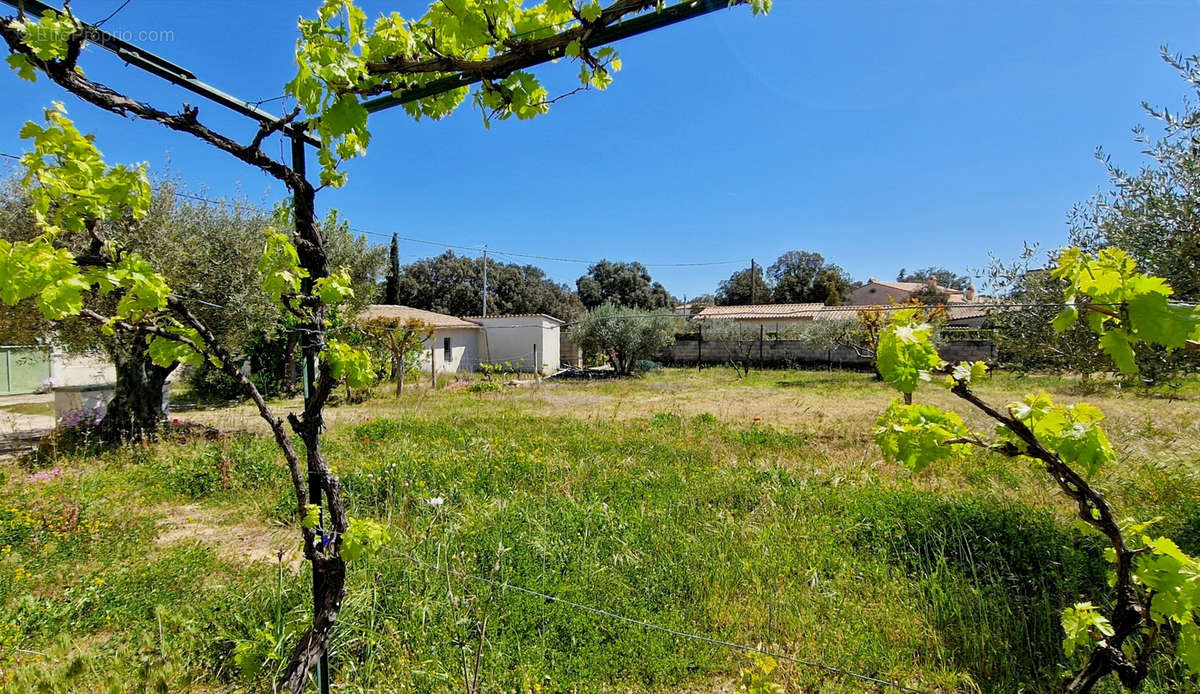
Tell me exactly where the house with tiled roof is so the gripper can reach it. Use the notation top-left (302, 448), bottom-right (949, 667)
top-left (695, 303), bottom-right (850, 331)
top-left (844, 277), bottom-right (990, 327)
top-left (695, 294), bottom-right (990, 330)
top-left (846, 277), bottom-right (973, 306)
top-left (359, 305), bottom-right (564, 376)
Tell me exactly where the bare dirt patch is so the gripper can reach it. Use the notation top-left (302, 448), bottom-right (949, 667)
top-left (155, 503), bottom-right (303, 571)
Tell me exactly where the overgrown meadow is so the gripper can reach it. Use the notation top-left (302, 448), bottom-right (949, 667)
top-left (2, 369), bottom-right (1198, 693)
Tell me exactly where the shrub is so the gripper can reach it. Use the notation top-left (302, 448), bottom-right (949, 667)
top-left (571, 304), bottom-right (679, 374)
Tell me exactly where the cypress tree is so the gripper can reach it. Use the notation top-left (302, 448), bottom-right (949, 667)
top-left (384, 233), bottom-right (400, 304)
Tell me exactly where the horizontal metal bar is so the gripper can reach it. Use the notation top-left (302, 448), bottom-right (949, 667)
top-left (0, 0), bottom-right (319, 146)
top-left (361, 0), bottom-right (735, 114)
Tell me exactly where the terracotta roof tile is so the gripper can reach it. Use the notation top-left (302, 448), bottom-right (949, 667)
top-left (360, 305), bottom-right (481, 328)
top-left (461, 313), bottom-right (565, 324)
top-left (696, 302), bottom-right (991, 322)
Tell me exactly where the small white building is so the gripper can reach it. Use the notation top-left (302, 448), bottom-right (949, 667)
top-left (360, 305), bottom-right (481, 378)
top-left (463, 314), bottom-right (564, 375)
top-left (359, 306), bottom-right (564, 377)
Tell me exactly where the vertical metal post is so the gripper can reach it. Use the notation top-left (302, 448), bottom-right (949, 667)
top-left (697, 325), bottom-right (703, 372)
top-left (301, 350), bottom-right (310, 401)
top-left (759, 324), bottom-right (764, 370)
top-left (430, 347), bottom-right (436, 389)
top-left (292, 134), bottom-right (330, 694)
top-left (481, 244), bottom-right (488, 318)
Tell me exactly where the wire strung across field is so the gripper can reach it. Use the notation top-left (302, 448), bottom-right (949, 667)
top-left (5, 155), bottom-right (1199, 319)
top-left (387, 546), bottom-right (933, 694)
top-left (98, 186), bottom-right (752, 268)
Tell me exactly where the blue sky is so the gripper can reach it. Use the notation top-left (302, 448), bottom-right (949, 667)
top-left (1, 0), bottom-right (1197, 299)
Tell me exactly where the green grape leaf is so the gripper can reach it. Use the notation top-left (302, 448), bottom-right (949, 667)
top-left (579, 1), bottom-right (603, 22)
top-left (1128, 293), bottom-right (1200, 348)
top-left (37, 272), bottom-right (89, 319)
top-left (301, 504), bottom-right (321, 530)
top-left (1180, 623), bottom-right (1200, 674)
top-left (1061, 602), bottom-right (1113, 656)
top-left (325, 339), bottom-right (374, 388)
top-left (284, 0), bottom-right (768, 188)
top-left (258, 229), bottom-right (308, 305)
top-left (1052, 305), bottom-right (1078, 333)
top-left (314, 270), bottom-right (355, 307)
top-left (145, 325), bottom-right (204, 368)
top-left (1054, 247), bottom-right (1200, 375)
top-left (19, 104), bottom-right (151, 235)
top-left (1135, 537), bottom-right (1199, 625)
top-left (341, 517), bottom-right (390, 562)
top-left (876, 309), bottom-right (944, 394)
top-left (19, 10), bottom-right (78, 61)
top-left (874, 400), bottom-right (970, 472)
top-left (108, 254), bottom-right (172, 321)
top-left (1000, 393), bottom-right (1114, 476)
top-left (6, 53), bottom-right (37, 82)
top-left (1098, 330), bottom-right (1137, 375)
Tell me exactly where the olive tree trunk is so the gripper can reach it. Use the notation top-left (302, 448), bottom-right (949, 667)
top-left (97, 334), bottom-right (175, 442)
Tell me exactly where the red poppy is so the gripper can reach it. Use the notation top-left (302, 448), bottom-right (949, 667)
top-left (172, 418), bottom-right (181, 425)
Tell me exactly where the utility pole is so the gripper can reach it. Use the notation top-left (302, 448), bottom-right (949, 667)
top-left (481, 244), bottom-right (488, 318)
top-left (750, 259), bottom-right (757, 305)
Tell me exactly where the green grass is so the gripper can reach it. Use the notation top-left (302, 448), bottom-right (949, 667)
top-left (2, 368), bottom-right (1198, 692)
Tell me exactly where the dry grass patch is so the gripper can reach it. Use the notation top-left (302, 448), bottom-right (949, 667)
top-left (155, 502), bottom-right (302, 570)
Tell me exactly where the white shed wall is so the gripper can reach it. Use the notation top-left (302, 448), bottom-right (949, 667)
top-left (420, 327), bottom-right (481, 377)
top-left (539, 322), bottom-right (560, 373)
top-left (473, 316), bottom-right (561, 375)
top-left (51, 350), bottom-right (115, 387)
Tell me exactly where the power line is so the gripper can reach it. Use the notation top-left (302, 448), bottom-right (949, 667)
top-left (391, 547), bottom-right (931, 694)
top-left (8, 152), bottom-right (1200, 302)
top-left (348, 229), bottom-right (744, 267)
top-left (92, 183), bottom-right (749, 269)
top-left (93, 0), bottom-right (133, 27)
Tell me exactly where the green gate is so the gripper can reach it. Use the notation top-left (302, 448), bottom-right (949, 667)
top-left (0, 346), bottom-right (52, 396)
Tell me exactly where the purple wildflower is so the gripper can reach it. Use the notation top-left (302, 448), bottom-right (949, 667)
top-left (57, 406), bottom-right (105, 430)
top-left (27, 468), bottom-right (63, 483)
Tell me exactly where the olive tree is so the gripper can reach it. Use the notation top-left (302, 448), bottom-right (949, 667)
top-left (571, 303), bottom-right (678, 374)
top-left (699, 318), bottom-right (759, 377)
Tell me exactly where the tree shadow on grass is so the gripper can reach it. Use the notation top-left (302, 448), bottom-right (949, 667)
top-left (842, 489), bottom-right (1109, 694)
